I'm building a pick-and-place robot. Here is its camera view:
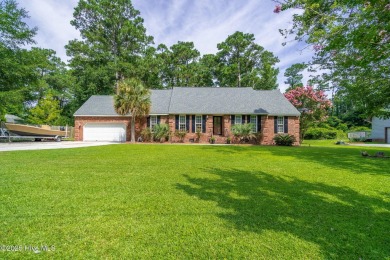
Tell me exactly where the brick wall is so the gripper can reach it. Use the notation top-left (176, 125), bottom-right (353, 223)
top-left (167, 115), bottom-right (233, 143)
top-left (289, 116), bottom-right (301, 145)
top-left (261, 116), bottom-right (300, 145)
top-left (168, 115), bottom-right (212, 143)
top-left (74, 116), bottom-right (144, 142)
top-left (75, 115), bottom-right (300, 145)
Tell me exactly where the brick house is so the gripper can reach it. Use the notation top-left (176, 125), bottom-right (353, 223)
top-left (74, 87), bottom-right (300, 145)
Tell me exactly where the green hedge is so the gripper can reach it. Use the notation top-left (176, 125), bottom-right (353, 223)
top-left (304, 127), bottom-right (338, 140)
top-left (349, 126), bottom-right (371, 132)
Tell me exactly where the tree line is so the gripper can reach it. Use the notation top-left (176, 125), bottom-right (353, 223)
top-left (0, 0), bottom-right (279, 126)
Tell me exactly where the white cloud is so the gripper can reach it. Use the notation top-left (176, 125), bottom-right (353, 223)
top-left (16, 0), bottom-right (316, 88)
top-left (17, 0), bottom-right (79, 62)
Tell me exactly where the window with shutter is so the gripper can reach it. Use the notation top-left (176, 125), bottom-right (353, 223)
top-left (195, 115), bottom-right (202, 132)
top-left (235, 115), bottom-right (242, 125)
top-left (277, 117), bottom-right (284, 133)
top-left (179, 115), bottom-right (186, 131)
top-left (150, 115), bottom-right (157, 132)
top-left (250, 115), bottom-right (257, 132)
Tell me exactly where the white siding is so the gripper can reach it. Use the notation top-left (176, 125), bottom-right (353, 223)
top-left (387, 128), bottom-right (390, 144)
top-left (371, 117), bottom-right (390, 140)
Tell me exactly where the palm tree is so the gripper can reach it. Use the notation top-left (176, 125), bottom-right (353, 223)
top-left (114, 78), bottom-right (151, 143)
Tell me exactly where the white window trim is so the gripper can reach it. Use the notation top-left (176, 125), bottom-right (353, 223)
top-left (195, 115), bottom-right (202, 132)
top-left (179, 115), bottom-right (186, 131)
top-left (277, 116), bottom-right (284, 133)
top-left (150, 115), bottom-right (157, 132)
top-left (235, 115), bottom-right (242, 125)
top-left (250, 115), bottom-right (257, 132)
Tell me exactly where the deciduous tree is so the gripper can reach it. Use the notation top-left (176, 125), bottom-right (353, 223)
top-left (284, 86), bottom-right (332, 143)
top-left (0, 0), bottom-right (37, 120)
top-left (27, 92), bottom-right (62, 125)
top-left (275, 0), bottom-right (390, 117)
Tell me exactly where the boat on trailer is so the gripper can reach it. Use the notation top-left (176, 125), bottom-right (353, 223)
top-left (4, 123), bottom-right (68, 141)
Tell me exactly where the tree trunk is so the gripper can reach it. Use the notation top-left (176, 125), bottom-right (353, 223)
top-left (238, 61), bottom-right (241, 87)
top-left (131, 116), bottom-right (136, 143)
top-left (115, 71), bottom-right (119, 95)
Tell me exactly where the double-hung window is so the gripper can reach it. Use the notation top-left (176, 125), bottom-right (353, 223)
top-left (250, 115), bottom-right (257, 132)
top-left (150, 115), bottom-right (157, 131)
top-left (179, 115), bottom-right (186, 131)
top-left (195, 115), bottom-right (202, 132)
top-left (277, 116), bottom-right (284, 133)
top-left (235, 115), bottom-right (242, 125)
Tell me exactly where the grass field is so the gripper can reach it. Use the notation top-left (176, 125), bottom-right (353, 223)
top-left (0, 143), bottom-right (389, 259)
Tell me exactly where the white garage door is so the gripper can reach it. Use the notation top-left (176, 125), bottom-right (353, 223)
top-left (83, 123), bottom-right (126, 142)
top-left (387, 128), bottom-right (390, 144)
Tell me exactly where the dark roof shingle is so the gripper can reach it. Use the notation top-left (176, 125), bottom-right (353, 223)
top-left (74, 87), bottom-right (300, 116)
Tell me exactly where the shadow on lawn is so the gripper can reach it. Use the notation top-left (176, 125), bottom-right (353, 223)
top-left (176, 168), bottom-right (390, 259)
top-left (269, 146), bottom-right (390, 176)
top-left (201, 145), bottom-right (390, 176)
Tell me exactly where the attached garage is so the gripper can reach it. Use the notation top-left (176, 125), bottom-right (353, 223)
top-left (83, 123), bottom-right (126, 142)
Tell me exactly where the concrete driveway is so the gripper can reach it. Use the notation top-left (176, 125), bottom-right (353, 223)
top-left (0, 141), bottom-right (118, 152)
top-left (349, 143), bottom-right (390, 148)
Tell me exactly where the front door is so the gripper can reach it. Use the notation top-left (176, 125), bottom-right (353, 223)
top-left (213, 116), bottom-right (222, 135)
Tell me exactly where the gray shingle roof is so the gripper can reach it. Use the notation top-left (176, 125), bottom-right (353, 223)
top-left (74, 87), bottom-right (300, 116)
top-left (74, 95), bottom-right (117, 116)
top-left (150, 89), bottom-right (171, 114)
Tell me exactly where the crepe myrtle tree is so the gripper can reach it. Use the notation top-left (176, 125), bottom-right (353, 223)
top-left (114, 78), bottom-right (151, 143)
top-left (284, 86), bottom-right (332, 143)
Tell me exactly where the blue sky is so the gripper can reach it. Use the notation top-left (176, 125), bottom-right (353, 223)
top-left (17, 0), bottom-right (315, 92)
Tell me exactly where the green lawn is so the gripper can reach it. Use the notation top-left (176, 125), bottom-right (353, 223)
top-left (1, 144), bottom-right (389, 259)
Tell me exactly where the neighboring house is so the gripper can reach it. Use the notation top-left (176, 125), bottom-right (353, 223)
top-left (74, 87), bottom-right (300, 144)
top-left (371, 117), bottom-right (390, 143)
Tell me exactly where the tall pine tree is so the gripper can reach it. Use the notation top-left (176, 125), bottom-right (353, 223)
top-left (66, 0), bottom-right (153, 106)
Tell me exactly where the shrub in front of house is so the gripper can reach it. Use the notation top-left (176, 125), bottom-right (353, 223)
top-left (273, 134), bottom-right (296, 146)
top-left (174, 130), bottom-right (187, 142)
top-left (153, 124), bottom-right (170, 142)
top-left (195, 130), bottom-right (202, 142)
top-left (253, 132), bottom-right (263, 145)
top-left (141, 128), bottom-right (152, 142)
top-left (231, 123), bottom-right (255, 143)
